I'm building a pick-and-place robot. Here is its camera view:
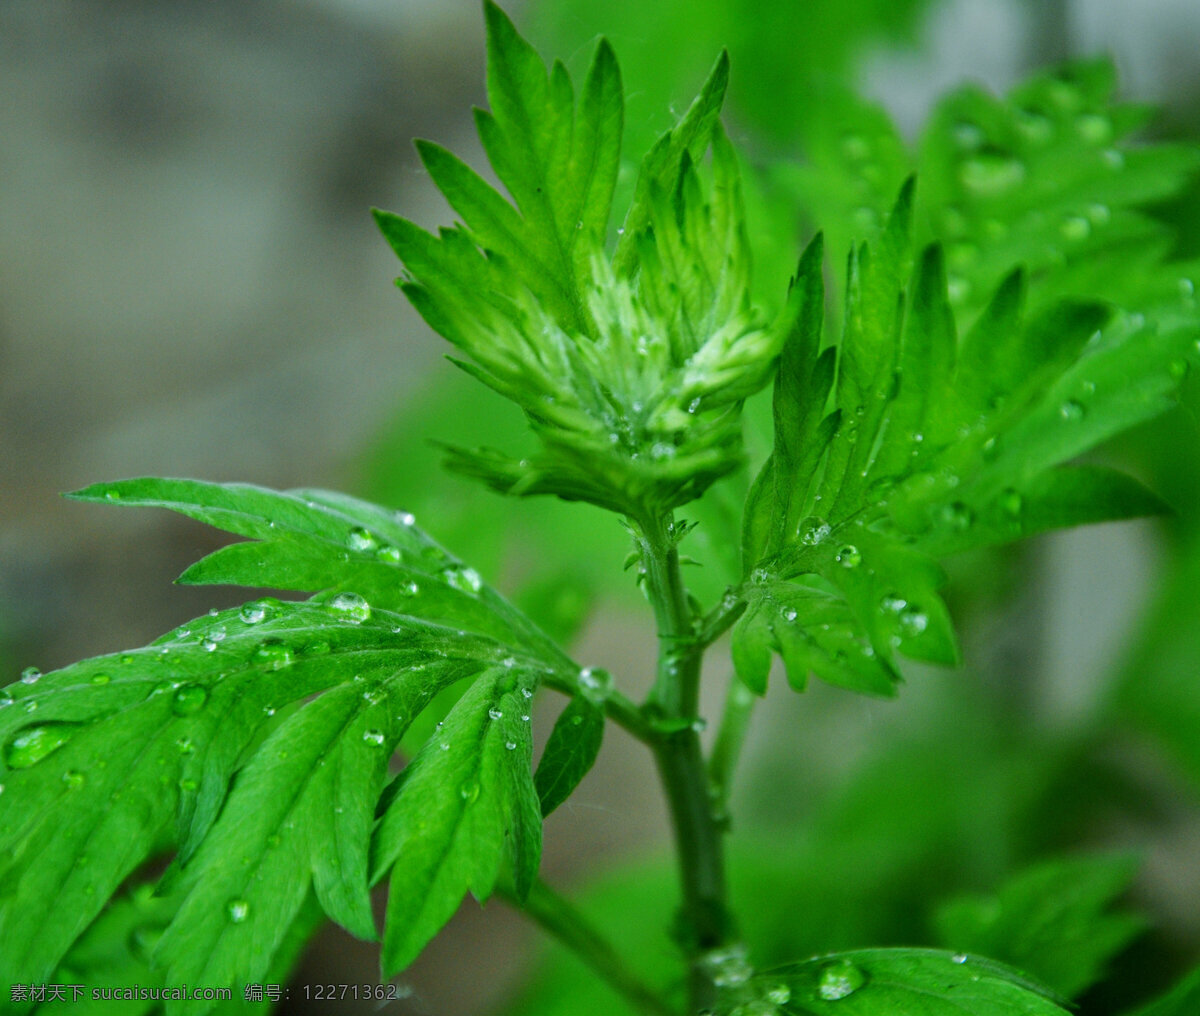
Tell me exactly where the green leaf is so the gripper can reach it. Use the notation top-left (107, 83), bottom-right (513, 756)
top-left (933, 854), bottom-right (1145, 999)
top-left (0, 597), bottom-right (541, 997)
top-left (734, 178), bottom-right (1196, 698)
top-left (373, 667), bottom-right (541, 975)
top-left (67, 477), bottom-right (559, 660)
top-left (738, 948), bottom-right (1070, 1015)
top-left (375, 11), bottom-right (789, 518)
top-left (535, 694), bottom-right (605, 817)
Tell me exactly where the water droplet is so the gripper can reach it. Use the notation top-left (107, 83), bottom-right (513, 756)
top-left (780, 607), bottom-right (798, 622)
top-left (444, 566), bottom-right (484, 595)
top-left (22, 700), bottom-right (37, 713)
top-left (176, 736), bottom-right (195, 754)
top-left (817, 958), bottom-right (867, 1000)
top-left (375, 544), bottom-right (403, 564)
top-left (460, 779), bottom-right (480, 803)
top-left (488, 708), bottom-right (503, 721)
top-left (201, 638), bottom-right (219, 652)
top-left (171, 683), bottom-right (208, 716)
top-left (1180, 277), bottom-right (1196, 303)
top-left (179, 777), bottom-right (198, 792)
top-left (20, 667), bottom-right (41, 686)
top-left (240, 600), bottom-right (274, 625)
top-left (1075, 113), bottom-right (1112, 144)
top-left (687, 397), bottom-right (702, 414)
top-left (329, 591), bottom-right (371, 623)
top-left (346, 526), bottom-right (376, 552)
top-left (1060, 215), bottom-right (1091, 241)
top-left (90, 672), bottom-right (111, 686)
top-left (940, 501), bottom-right (975, 531)
top-left (504, 740), bottom-right (517, 751)
top-left (690, 717), bottom-right (708, 733)
top-left (880, 594), bottom-right (907, 614)
top-left (841, 134), bottom-right (869, 161)
top-left (0, 689), bottom-right (12, 709)
top-left (835, 545), bottom-right (861, 569)
top-left (62, 770), bottom-right (85, 789)
top-left (751, 567), bottom-right (771, 586)
top-left (953, 120), bottom-right (984, 150)
top-left (579, 667), bottom-right (613, 705)
top-left (899, 607), bottom-right (929, 637)
top-left (1016, 108), bottom-right (1053, 144)
top-left (952, 952), bottom-right (969, 964)
top-left (520, 687), bottom-right (533, 699)
top-left (362, 729), bottom-right (385, 747)
top-left (798, 516), bottom-right (830, 546)
top-left (227, 899), bottom-right (249, 923)
top-left (398, 511), bottom-right (416, 526)
top-left (439, 742), bottom-right (451, 751)
top-left (1000, 488), bottom-right (1023, 517)
top-left (959, 150), bottom-right (1025, 196)
top-left (701, 943), bottom-right (753, 987)
top-left (4, 724), bottom-right (77, 769)
top-left (1060, 399), bottom-right (1086, 421)
top-left (765, 984), bottom-right (791, 1004)
top-left (252, 639), bottom-right (293, 671)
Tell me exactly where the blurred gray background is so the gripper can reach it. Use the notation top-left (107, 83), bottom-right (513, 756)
top-left (2, 0), bottom-right (1199, 1013)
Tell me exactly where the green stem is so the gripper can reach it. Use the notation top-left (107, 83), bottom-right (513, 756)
top-left (542, 671), bottom-right (654, 743)
top-left (708, 677), bottom-right (757, 825)
top-left (502, 880), bottom-right (678, 1016)
top-left (636, 512), bottom-right (733, 1013)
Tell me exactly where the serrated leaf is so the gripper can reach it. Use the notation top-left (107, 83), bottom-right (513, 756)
top-left (742, 948), bottom-right (1069, 1016)
top-left (933, 854), bottom-right (1145, 999)
top-left (736, 179), bottom-right (1197, 698)
top-left (535, 694), bottom-right (605, 817)
top-left (68, 477), bottom-right (561, 662)
top-left (373, 667), bottom-right (540, 975)
top-left (0, 591), bottom-right (551, 1001)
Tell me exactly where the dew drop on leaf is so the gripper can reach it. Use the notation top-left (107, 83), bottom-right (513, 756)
top-left (958, 150), bottom-right (1025, 196)
top-left (579, 667), bottom-right (613, 705)
top-left (798, 516), bottom-right (830, 546)
top-left (701, 943), bottom-right (753, 987)
top-left (460, 779), bottom-right (480, 803)
top-left (1060, 215), bottom-right (1091, 241)
top-left (940, 501), bottom-right (975, 531)
top-left (780, 607), bottom-right (798, 622)
top-left (227, 900), bottom-right (249, 923)
top-left (765, 984), bottom-right (791, 1004)
top-left (20, 667), bottom-right (41, 686)
top-left (444, 566), bottom-right (484, 595)
top-left (952, 952), bottom-right (969, 964)
top-left (0, 689), bottom-right (13, 709)
top-left (504, 740), bottom-right (517, 751)
top-left (240, 600), bottom-right (274, 625)
top-left (346, 526), bottom-right (377, 552)
top-left (1000, 488), bottom-right (1024, 518)
top-left (376, 544), bottom-right (402, 564)
top-left (835, 545), bottom-right (862, 568)
top-left (329, 591), bottom-right (371, 623)
top-left (899, 607), bottom-right (929, 637)
top-left (62, 770), bottom-right (85, 789)
top-left (488, 708), bottom-right (503, 720)
top-left (362, 729), bottom-right (385, 747)
top-left (1075, 112), bottom-right (1112, 144)
top-left (4, 724), bottom-right (77, 769)
top-left (1059, 399), bottom-right (1086, 421)
top-left (816, 958), bottom-right (868, 1000)
top-left (252, 639), bottom-right (294, 671)
top-left (171, 683), bottom-right (208, 716)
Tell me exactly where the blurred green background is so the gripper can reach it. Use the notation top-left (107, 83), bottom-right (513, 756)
top-left (3, 0), bottom-right (1199, 1013)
